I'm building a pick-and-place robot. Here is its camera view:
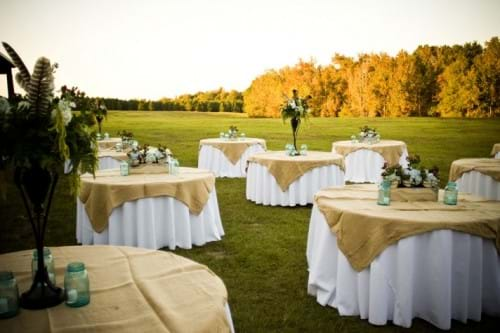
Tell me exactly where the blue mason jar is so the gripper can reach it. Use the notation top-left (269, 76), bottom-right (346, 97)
top-left (32, 247), bottom-right (56, 285)
top-left (0, 271), bottom-right (19, 318)
top-left (444, 181), bottom-right (458, 205)
top-left (377, 179), bottom-right (391, 206)
top-left (64, 262), bottom-right (90, 307)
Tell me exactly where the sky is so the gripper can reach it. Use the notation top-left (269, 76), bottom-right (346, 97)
top-left (1, 0), bottom-right (499, 100)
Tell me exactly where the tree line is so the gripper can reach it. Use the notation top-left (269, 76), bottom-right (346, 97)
top-left (99, 88), bottom-right (244, 113)
top-left (95, 37), bottom-right (498, 118)
top-left (245, 37), bottom-right (500, 118)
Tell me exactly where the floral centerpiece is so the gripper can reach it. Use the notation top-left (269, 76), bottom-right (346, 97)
top-left (127, 143), bottom-right (172, 166)
top-left (352, 125), bottom-right (380, 143)
top-left (381, 154), bottom-right (439, 188)
top-left (281, 89), bottom-right (311, 155)
top-left (90, 98), bottom-right (107, 135)
top-left (220, 125), bottom-right (244, 140)
top-left (0, 42), bottom-right (98, 309)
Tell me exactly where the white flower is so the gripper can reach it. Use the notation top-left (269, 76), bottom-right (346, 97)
top-left (51, 99), bottom-right (73, 126)
top-left (288, 99), bottom-right (297, 109)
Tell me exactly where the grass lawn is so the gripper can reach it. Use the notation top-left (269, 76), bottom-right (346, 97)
top-left (1, 111), bottom-right (499, 332)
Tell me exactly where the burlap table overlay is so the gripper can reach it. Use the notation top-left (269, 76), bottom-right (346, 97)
top-left (79, 167), bottom-right (215, 233)
top-left (314, 185), bottom-right (500, 271)
top-left (491, 143), bottom-right (500, 156)
top-left (247, 151), bottom-right (345, 192)
top-left (449, 158), bottom-right (500, 182)
top-left (98, 149), bottom-right (129, 161)
top-left (0, 246), bottom-right (230, 333)
top-left (332, 140), bottom-right (406, 167)
top-left (97, 137), bottom-right (122, 150)
top-left (199, 138), bottom-right (267, 164)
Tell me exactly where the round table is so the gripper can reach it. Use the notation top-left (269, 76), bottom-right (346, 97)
top-left (97, 137), bottom-right (122, 150)
top-left (307, 185), bottom-right (500, 330)
top-left (0, 246), bottom-right (234, 332)
top-left (491, 143), bottom-right (500, 159)
top-left (97, 150), bottom-right (128, 170)
top-left (77, 167), bottom-right (224, 250)
top-left (449, 158), bottom-right (500, 200)
top-left (332, 140), bottom-right (409, 183)
top-left (198, 138), bottom-right (266, 177)
top-left (246, 151), bottom-right (345, 206)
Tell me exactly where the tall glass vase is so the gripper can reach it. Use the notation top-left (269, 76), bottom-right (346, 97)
top-left (14, 165), bottom-right (64, 309)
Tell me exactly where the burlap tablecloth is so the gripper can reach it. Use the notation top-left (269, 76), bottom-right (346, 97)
top-left (97, 137), bottom-right (122, 150)
top-left (314, 184), bottom-right (500, 271)
top-left (98, 150), bottom-right (128, 161)
top-left (0, 245), bottom-right (230, 333)
top-left (199, 138), bottom-right (267, 164)
top-left (491, 143), bottom-right (500, 156)
top-left (79, 167), bottom-right (215, 233)
top-left (247, 151), bottom-right (345, 191)
top-left (449, 158), bottom-right (500, 182)
top-left (332, 140), bottom-right (406, 167)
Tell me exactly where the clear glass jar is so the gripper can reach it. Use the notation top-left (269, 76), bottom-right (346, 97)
top-left (377, 179), bottom-right (391, 206)
top-left (120, 160), bottom-right (129, 176)
top-left (300, 144), bottom-right (308, 156)
top-left (32, 247), bottom-right (56, 285)
top-left (0, 271), bottom-right (19, 318)
top-left (64, 262), bottom-right (90, 307)
top-left (444, 181), bottom-right (458, 205)
top-left (169, 158), bottom-right (180, 175)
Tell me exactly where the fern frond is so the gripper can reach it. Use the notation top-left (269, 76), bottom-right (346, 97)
top-left (2, 42), bottom-right (31, 90)
top-left (27, 57), bottom-right (54, 115)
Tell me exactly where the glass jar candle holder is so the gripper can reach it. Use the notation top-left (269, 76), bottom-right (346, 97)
top-left (300, 144), bottom-right (308, 156)
top-left (120, 161), bottom-right (129, 176)
top-left (169, 158), bottom-right (180, 175)
top-left (239, 132), bottom-right (246, 140)
top-left (32, 247), bottom-right (56, 285)
top-left (103, 132), bottom-right (109, 139)
top-left (444, 181), bottom-right (458, 205)
top-left (0, 271), bottom-right (19, 319)
top-left (377, 179), bottom-right (391, 206)
top-left (64, 262), bottom-right (90, 307)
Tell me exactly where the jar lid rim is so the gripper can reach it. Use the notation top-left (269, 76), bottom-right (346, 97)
top-left (67, 262), bottom-right (85, 272)
top-left (32, 247), bottom-right (51, 257)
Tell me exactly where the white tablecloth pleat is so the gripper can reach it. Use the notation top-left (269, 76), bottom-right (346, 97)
top-left (342, 149), bottom-right (409, 183)
top-left (99, 156), bottom-right (122, 170)
top-left (456, 170), bottom-right (500, 200)
top-left (198, 144), bottom-right (266, 178)
top-left (246, 164), bottom-right (345, 206)
top-left (306, 205), bottom-right (500, 330)
top-left (76, 189), bottom-right (224, 250)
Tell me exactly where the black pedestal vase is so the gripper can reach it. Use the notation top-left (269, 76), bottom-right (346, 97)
top-left (14, 165), bottom-right (65, 309)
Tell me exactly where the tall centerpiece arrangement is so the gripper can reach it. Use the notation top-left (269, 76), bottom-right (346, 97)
top-left (90, 98), bottom-right (107, 136)
top-left (280, 89), bottom-right (311, 155)
top-left (0, 42), bottom-right (98, 309)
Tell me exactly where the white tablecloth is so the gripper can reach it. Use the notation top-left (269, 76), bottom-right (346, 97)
top-left (306, 205), bottom-right (500, 330)
top-left (332, 145), bottom-right (409, 183)
top-left (456, 170), bottom-right (500, 200)
top-left (246, 164), bottom-right (344, 206)
top-left (198, 142), bottom-right (266, 178)
top-left (98, 156), bottom-right (122, 170)
top-left (76, 189), bottom-right (224, 250)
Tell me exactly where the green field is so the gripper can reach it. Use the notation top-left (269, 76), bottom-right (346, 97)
top-left (1, 112), bottom-right (499, 332)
